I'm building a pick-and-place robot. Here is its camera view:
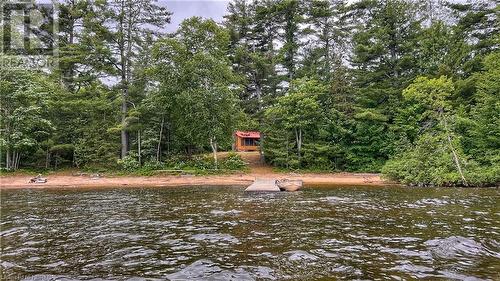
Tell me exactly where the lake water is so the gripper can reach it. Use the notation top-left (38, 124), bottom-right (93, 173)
top-left (1, 186), bottom-right (499, 280)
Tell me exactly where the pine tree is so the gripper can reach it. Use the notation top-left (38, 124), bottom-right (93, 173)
top-left (92, 0), bottom-right (171, 159)
top-left (225, 0), bottom-right (280, 116)
top-left (349, 0), bottom-right (424, 171)
top-left (300, 0), bottom-right (351, 82)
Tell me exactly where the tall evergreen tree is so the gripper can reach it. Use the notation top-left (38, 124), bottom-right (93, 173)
top-left (349, 0), bottom-right (424, 171)
top-left (300, 0), bottom-right (351, 82)
top-left (225, 0), bottom-right (280, 116)
top-left (92, 0), bottom-right (171, 159)
top-left (276, 0), bottom-right (304, 82)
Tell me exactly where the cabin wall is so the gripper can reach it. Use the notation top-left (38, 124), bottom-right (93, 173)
top-left (234, 136), bottom-right (260, 152)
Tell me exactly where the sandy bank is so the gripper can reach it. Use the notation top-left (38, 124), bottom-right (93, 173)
top-left (0, 172), bottom-right (390, 189)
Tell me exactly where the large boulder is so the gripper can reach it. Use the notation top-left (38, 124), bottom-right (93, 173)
top-left (245, 179), bottom-right (280, 192)
top-left (276, 179), bottom-right (303, 192)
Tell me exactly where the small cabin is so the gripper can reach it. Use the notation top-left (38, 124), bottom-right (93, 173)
top-left (234, 131), bottom-right (260, 152)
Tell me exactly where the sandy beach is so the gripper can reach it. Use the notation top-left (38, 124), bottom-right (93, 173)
top-left (0, 153), bottom-right (393, 189)
top-left (0, 172), bottom-right (389, 189)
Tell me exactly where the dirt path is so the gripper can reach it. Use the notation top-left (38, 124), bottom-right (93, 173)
top-left (0, 152), bottom-right (392, 189)
top-left (236, 151), bottom-right (275, 174)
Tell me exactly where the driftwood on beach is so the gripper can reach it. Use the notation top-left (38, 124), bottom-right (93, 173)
top-left (29, 174), bottom-right (47, 184)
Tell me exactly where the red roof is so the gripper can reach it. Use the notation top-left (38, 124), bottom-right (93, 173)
top-left (235, 131), bottom-right (260, 138)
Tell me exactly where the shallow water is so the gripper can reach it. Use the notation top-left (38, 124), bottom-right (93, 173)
top-left (1, 186), bottom-right (499, 280)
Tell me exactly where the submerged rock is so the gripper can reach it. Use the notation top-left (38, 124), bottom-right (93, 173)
top-left (166, 259), bottom-right (275, 280)
top-left (190, 233), bottom-right (239, 244)
top-left (285, 250), bottom-right (319, 261)
top-left (209, 209), bottom-right (242, 216)
top-left (425, 236), bottom-right (489, 259)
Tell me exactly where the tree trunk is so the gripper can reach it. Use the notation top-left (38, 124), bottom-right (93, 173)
top-left (255, 79), bottom-right (265, 164)
top-left (210, 137), bottom-right (218, 170)
top-left (441, 112), bottom-right (468, 186)
top-left (324, 20), bottom-right (331, 79)
top-left (166, 123), bottom-right (171, 155)
top-left (295, 128), bottom-right (302, 165)
top-left (120, 99), bottom-right (129, 159)
top-left (119, 0), bottom-right (131, 159)
top-left (10, 151), bottom-right (14, 170)
top-left (16, 152), bottom-right (20, 170)
top-left (6, 149), bottom-right (11, 170)
top-left (259, 132), bottom-right (265, 164)
top-left (137, 130), bottom-right (142, 166)
top-left (45, 147), bottom-right (50, 169)
top-left (253, 72), bottom-right (263, 111)
top-left (428, 0), bottom-right (435, 23)
top-left (63, 8), bottom-right (76, 91)
top-left (286, 134), bottom-right (289, 169)
top-left (156, 116), bottom-right (165, 162)
top-left (11, 151), bottom-right (20, 170)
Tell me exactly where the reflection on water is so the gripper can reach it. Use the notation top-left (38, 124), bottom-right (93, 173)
top-left (1, 186), bottom-right (499, 280)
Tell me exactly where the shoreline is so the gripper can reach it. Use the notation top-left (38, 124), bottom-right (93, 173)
top-left (0, 172), bottom-right (392, 189)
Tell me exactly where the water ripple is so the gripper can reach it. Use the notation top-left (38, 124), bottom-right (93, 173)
top-left (1, 186), bottom-right (498, 280)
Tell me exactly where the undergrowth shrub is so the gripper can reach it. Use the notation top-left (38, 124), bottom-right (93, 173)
top-left (117, 152), bottom-right (140, 171)
top-left (220, 152), bottom-right (247, 170)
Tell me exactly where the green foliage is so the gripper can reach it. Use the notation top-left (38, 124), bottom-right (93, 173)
top-left (221, 152), bottom-right (248, 171)
top-left (49, 144), bottom-right (75, 168)
top-left (160, 154), bottom-right (212, 171)
top-left (465, 52), bottom-right (500, 164)
top-left (382, 133), bottom-right (468, 186)
top-left (264, 78), bottom-right (327, 169)
top-left (151, 17), bottom-right (240, 156)
top-left (0, 70), bottom-right (56, 170)
top-left (402, 76), bottom-right (454, 112)
top-left (117, 152), bottom-right (248, 174)
top-left (52, 85), bottom-right (119, 168)
top-left (382, 72), bottom-right (499, 186)
top-left (117, 152), bottom-right (140, 172)
top-left (49, 144), bottom-right (75, 155)
top-left (1, 1), bottom-right (498, 187)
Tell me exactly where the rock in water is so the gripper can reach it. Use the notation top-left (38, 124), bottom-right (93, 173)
top-left (276, 179), bottom-right (303, 192)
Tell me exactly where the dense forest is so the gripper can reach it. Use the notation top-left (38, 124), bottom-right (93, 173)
top-left (0, 0), bottom-right (498, 186)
